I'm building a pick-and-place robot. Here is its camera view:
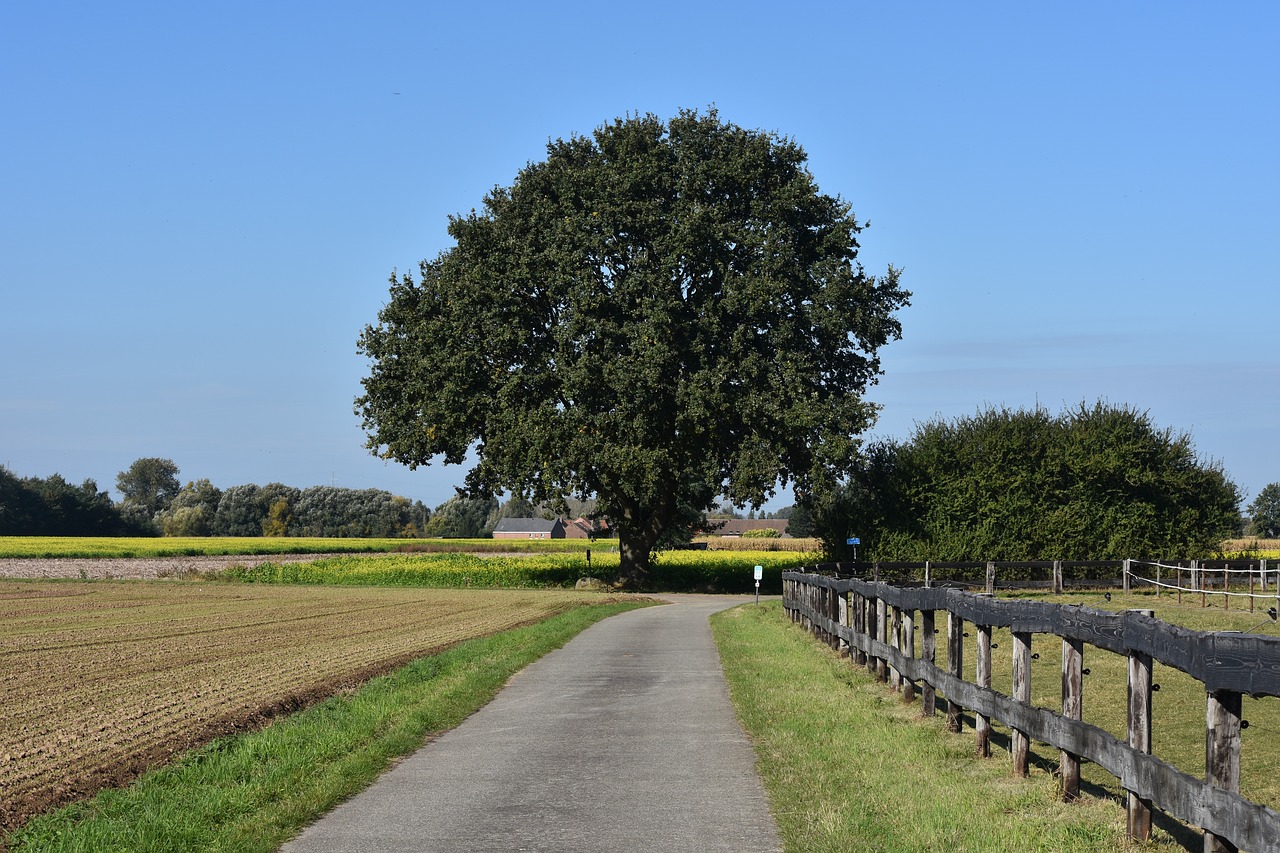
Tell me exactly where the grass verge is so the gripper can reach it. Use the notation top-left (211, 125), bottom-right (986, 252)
top-left (4, 600), bottom-right (649, 853)
top-left (711, 602), bottom-right (1155, 852)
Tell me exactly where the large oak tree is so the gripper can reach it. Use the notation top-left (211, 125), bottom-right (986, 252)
top-left (357, 109), bottom-right (908, 586)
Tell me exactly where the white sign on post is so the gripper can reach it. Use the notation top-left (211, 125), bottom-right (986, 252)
top-left (754, 564), bottom-right (762, 604)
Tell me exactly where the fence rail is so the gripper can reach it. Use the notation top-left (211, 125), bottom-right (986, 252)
top-left (817, 558), bottom-right (1280, 610)
top-left (783, 570), bottom-right (1280, 853)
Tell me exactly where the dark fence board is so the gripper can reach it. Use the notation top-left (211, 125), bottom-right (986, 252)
top-left (785, 572), bottom-right (1280, 698)
top-left (785, 580), bottom-right (1280, 853)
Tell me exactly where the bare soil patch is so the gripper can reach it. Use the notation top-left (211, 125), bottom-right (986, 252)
top-left (0, 554), bottom-right (350, 581)
top-left (0, 580), bottom-right (613, 831)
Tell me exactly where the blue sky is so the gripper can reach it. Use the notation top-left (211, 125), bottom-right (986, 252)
top-left (2, 2), bottom-right (1276, 514)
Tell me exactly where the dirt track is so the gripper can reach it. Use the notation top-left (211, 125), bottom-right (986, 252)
top-left (0, 553), bottom-right (347, 580)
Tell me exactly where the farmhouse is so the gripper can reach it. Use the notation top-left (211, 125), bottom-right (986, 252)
top-left (492, 518), bottom-right (565, 539)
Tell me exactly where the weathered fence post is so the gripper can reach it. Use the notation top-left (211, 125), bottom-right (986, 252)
top-left (1053, 560), bottom-right (1063, 594)
top-left (921, 609), bottom-right (937, 716)
top-left (1011, 630), bottom-right (1032, 776)
top-left (852, 591), bottom-right (867, 666)
top-left (1061, 636), bottom-right (1084, 800)
top-left (985, 562), bottom-right (995, 595)
top-left (866, 594), bottom-right (879, 676)
top-left (946, 611), bottom-right (964, 733)
top-left (1126, 609), bottom-right (1154, 842)
top-left (976, 618), bottom-right (992, 757)
top-left (837, 589), bottom-right (849, 656)
top-left (889, 605), bottom-right (903, 692)
top-left (902, 608), bottom-right (917, 703)
top-left (828, 585), bottom-right (840, 650)
top-left (1205, 688), bottom-right (1243, 853)
top-left (875, 597), bottom-right (888, 682)
top-left (1123, 558), bottom-right (1131, 593)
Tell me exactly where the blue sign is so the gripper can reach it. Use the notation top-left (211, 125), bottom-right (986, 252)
top-left (847, 537), bottom-right (861, 545)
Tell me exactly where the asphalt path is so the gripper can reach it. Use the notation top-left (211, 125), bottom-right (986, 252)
top-left (281, 595), bottom-right (781, 852)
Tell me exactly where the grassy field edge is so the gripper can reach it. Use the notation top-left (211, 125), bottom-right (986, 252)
top-left (710, 602), bottom-right (1153, 852)
top-left (4, 599), bottom-right (651, 853)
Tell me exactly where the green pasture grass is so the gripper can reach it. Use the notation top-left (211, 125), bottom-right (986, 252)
top-left (712, 602), bottom-right (1134, 852)
top-left (3, 600), bottom-right (650, 853)
top-left (0, 536), bottom-right (599, 559)
top-left (741, 586), bottom-right (1280, 850)
top-left (214, 549), bottom-right (809, 593)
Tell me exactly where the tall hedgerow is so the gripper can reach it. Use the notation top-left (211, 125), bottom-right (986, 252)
top-left (817, 402), bottom-right (1240, 561)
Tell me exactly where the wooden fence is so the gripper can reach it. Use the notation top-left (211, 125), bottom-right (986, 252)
top-left (783, 570), bottom-right (1280, 853)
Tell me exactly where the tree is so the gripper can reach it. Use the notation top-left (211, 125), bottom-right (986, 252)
top-left (262, 497), bottom-right (293, 537)
top-left (817, 402), bottom-right (1241, 561)
top-left (1246, 483), bottom-right (1280, 539)
top-left (116, 458), bottom-right (180, 519)
top-left (424, 494), bottom-right (498, 538)
top-left (159, 479), bottom-right (222, 536)
top-left (357, 109), bottom-right (908, 586)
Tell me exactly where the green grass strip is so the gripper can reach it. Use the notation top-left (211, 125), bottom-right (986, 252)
top-left (711, 602), bottom-right (1150, 853)
top-left (5, 600), bottom-right (649, 853)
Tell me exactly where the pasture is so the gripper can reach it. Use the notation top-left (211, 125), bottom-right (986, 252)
top-left (0, 581), bottom-right (628, 832)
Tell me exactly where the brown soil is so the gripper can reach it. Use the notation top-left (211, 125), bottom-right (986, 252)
top-left (0, 580), bottom-right (602, 834)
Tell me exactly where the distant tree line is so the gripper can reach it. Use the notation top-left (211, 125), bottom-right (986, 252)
top-left (813, 402), bottom-right (1242, 561)
top-left (0, 458), bottom-right (430, 538)
top-left (0, 467), bottom-right (153, 536)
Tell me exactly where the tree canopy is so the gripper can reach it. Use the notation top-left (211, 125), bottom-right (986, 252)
top-left (814, 402), bottom-right (1241, 561)
top-left (1246, 483), bottom-right (1280, 539)
top-left (357, 109), bottom-right (907, 585)
top-left (115, 457), bottom-right (181, 523)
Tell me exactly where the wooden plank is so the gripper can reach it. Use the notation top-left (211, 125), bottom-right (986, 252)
top-left (1011, 630), bottom-right (1031, 777)
top-left (1205, 689), bottom-right (1243, 853)
top-left (921, 609), bottom-right (936, 716)
top-left (902, 608), bottom-right (917, 703)
top-left (1061, 636), bottom-right (1084, 800)
top-left (976, 622), bottom-right (992, 757)
top-left (896, 601), bottom-right (906, 686)
top-left (784, 573), bottom-right (1280, 698)
top-left (875, 597), bottom-right (888, 682)
top-left (1127, 610), bottom-right (1154, 842)
top-left (787, 591), bottom-right (1280, 853)
top-left (947, 612), bottom-right (964, 733)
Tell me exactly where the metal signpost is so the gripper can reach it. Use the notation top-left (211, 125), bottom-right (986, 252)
top-left (754, 564), bottom-right (763, 604)
top-left (847, 537), bottom-right (860, 561)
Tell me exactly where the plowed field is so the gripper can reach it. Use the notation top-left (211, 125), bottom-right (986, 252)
top-left (0, 580), bottom-right (615, 829)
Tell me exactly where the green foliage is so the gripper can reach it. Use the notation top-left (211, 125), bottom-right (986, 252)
top-left (115, 457), bottom-right (181, 520)
top-left (818, 402), bottom-right (1241, 561)
top-left (1246, 482), bottom-right (1280, 538)
top-left (0, 465), bottom-right (149, 536)
top-left (423, 494), bottom-right (498, 538)
top-left (160, 479), bottom-right (223, 536)
top-left (741, 527), bottom-right (780, 538)
top-left (262, 497), bottom-right (292, 537)
top-left (356, 108), bottom-right (908, 585)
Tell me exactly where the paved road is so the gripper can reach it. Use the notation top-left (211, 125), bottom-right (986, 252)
top-left (282, 595), bottom-right (781, 852)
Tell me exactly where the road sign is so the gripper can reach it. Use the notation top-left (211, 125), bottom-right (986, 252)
top-left (754, 565), bottom-right (763, 580)
top-left (847, 537), bottom-right (861, 545)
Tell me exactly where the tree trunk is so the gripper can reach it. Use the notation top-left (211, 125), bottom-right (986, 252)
top-left (616, 533), bottom-right (654, 589)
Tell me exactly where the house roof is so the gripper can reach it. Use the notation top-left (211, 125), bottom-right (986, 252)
top-left (492, 517), bottom-right (561, 534)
